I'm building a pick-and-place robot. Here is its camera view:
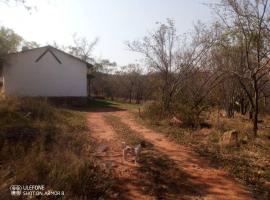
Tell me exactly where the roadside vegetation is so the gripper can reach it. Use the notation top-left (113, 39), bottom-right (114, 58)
top-left (135, 105), bottom-right (270, 200)
top-left (99, 99), bottom-right (270, 199)
top-left (0, 97), bottom-right (117, 199)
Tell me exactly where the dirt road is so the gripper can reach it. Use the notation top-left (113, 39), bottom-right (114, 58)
top-left (87, 110), bottom-right (253, 200)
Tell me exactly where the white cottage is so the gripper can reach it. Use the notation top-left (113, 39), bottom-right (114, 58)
top-left (2, 46), bottom-right (92, 99)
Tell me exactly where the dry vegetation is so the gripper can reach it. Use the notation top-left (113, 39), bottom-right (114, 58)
top-left (88, 1), bottom-right (270, 198)
top-left (136, 104), bottom-right (270, 200)
top-left (1, 0), bottom-right (270, 199)
top-left (0, 97), bottom-right (116, 199)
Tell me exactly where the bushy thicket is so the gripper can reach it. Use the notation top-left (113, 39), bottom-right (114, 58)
top-left (142, 101), bottom-right (200, 128)
top-left (174, 104), bottom-right (201, 127)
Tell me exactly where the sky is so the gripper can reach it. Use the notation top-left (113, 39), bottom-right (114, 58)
top-left (0, 0), bottom-right (218, 66)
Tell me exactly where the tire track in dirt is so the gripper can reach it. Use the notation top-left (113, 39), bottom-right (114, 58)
top-left (87, 111), bottom-right (152, 200)
top-left (116, 111), bottom-right (254, 200)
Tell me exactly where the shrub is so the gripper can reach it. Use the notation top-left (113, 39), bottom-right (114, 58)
top-left (142, 101), bottom-right (203, 128)
top-left (174, 104), bottom-right (198, 128)
top-left (142, 101), bottom-right (164, 119)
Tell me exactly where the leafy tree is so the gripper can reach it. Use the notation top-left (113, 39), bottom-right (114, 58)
top-left (0, 26), bottom-right (22, 65)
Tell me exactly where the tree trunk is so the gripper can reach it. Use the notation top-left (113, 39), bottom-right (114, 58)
top-left (243, 102), bottom-right (249, 115)
top-left (162, 73), bottom-right (172, 114)
top-left (129, 91), bottom-right (132, 103)
top-left (226, 102), bottom-right (234, 118)
top-left (240, 97), bottom-right (245, 115)
top-left (253, 88), bottom-right (259, 138)
top-left (163, 95), bottom-right (171, 113)
top-left (249, 110), bottom-right (253, 120)
top-left (135, 92), bottom-right (140, 104)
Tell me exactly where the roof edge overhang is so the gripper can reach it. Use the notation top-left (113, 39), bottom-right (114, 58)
top-left (7, 45), bottom-right (94, 68)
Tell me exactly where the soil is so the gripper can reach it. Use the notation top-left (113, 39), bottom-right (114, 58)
top-left (87, 110), bottom-right (253, 200)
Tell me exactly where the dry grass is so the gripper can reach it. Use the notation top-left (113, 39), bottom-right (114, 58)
top-left (137, 107), bottom-right (270, 200)
top-left (0, 97), bottom-right (116, 199)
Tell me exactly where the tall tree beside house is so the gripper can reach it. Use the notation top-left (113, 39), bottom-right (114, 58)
top-left (68, 34), bottom-right (98, 63)
top-left (0, 26), bottom-right (22, 70)
top-left (22, 41), bottom-right (40, 49)
top-left (0, 26), bottom-right (40, 78)
top-left (68, 34), bottom-right (99, 97)
top-left (0, 26), bottom-right (22, 53)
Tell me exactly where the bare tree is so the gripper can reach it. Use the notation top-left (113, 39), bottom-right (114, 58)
top-left (95, 59), bottom-right (117, 73)
top-left (213, 0), bottom-right (270, 137)
top-left (127, 19), bottom-right (179, 112)
top-left (118, 64), bottom-right (142, 103)
top-left (68, 34), bottom-right (98, 63)
top-left (127, 19), bottom-right (218, 115)
top-left (91, 59), bottom-right (117, 98)
top-left (66, 34), bottom-right (98, 97)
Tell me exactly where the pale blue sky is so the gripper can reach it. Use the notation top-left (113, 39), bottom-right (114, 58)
top-left (0, 0), bottom-right (218, 66)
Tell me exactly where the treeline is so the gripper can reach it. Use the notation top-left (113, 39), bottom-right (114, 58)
top-left (90, 64), bottom-right (155, 104)
top-left (92, 0), bottom-right (270, 138)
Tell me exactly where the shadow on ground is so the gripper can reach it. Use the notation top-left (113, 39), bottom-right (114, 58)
top-left (66, 99), bottom-right (126, 112)
top-left (117, 145), bottom-right (209, 200)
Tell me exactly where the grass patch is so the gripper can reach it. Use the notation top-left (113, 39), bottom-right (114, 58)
top-left (86, 99), bottom-right (120, 110)
top-left (100, 99), bottom-right (141, 110)
top-left (0, 97), bottom-right (117, 199)
top-left (72, 99), bottom-right (139, 113)
top-left (106, 99), bottom-right (141, 110)
top-left (88, 99), bottom-right (141, 111)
